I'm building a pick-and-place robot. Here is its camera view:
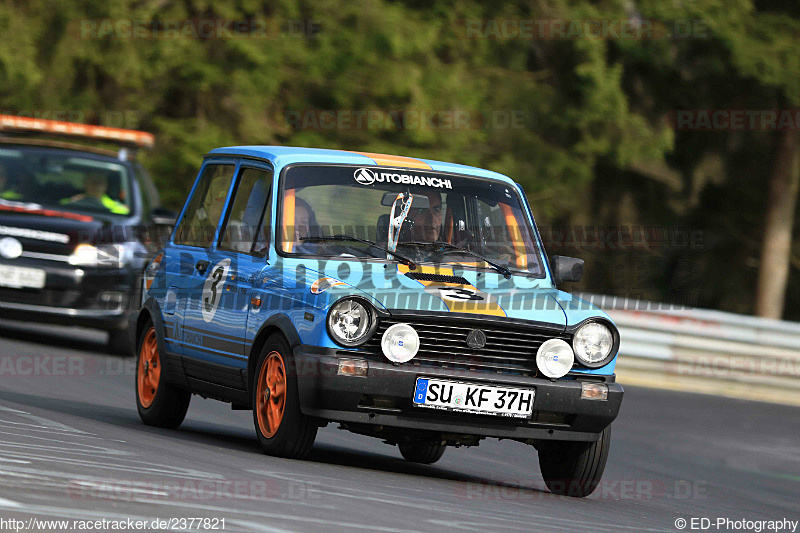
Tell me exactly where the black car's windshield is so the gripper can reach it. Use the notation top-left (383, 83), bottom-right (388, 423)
top-left (279, 165), bottom-right (545, 277)
top-left (0, 146), bottom-right (134, 216)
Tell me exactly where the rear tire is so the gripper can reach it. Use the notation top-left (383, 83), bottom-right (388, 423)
top-left (398, 442), bottom-right (446, 464)
top-left (135, 318), bottom-right (190, 428)
top-left (108, 327), bottom-right (132, 356)
top-left (538, 427), bottom-right (611, 498)
top-left (252, 334), bottom-right (317, 459)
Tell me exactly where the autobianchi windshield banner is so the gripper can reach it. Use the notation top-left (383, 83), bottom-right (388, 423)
top-left (354, 167), bottom-right (452, 189)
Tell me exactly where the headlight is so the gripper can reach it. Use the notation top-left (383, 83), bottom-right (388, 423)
top-left (536, 339), bottom-right (574, 378)
top-left (572, 321), bottom-right (615, 367)
top-left (381, 323), bottom-right (420, 363)
top-left (326, 298), bottom-right (375, 347)
top-left (68, 244), bottom-right (132, 268)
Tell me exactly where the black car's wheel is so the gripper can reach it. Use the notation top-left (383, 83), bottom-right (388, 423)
top-left (135, 318), bottom-right (190, 428)
top-left (398, 442), bottom-right (446, 464)
top-left (538, 428), bottom-right (611, 498)
top-left (108, 327), bottom-right (133, 356)
top-left (252, 334), bottom-right (317, 459)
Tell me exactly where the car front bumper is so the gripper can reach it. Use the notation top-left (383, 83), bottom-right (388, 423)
top-left (0, 257), bottom-right (140, 330)
top-left (294, 345), bottom-right (623, 443)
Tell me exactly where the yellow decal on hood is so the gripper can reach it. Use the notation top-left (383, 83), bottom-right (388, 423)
top-left (398, 265), bottom-right (506, 316)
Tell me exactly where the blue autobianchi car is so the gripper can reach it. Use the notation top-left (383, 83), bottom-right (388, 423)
top-left (133, 146), bottom-right (623, 497)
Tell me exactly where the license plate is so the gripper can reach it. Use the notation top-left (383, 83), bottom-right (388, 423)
top-left (413, 378), bottom-right (534, 419)
top-left (0, 265), bottom-right (46, 289)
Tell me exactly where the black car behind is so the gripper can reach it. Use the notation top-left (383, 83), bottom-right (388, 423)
top-left (0, 116), bottom-right (172, 354)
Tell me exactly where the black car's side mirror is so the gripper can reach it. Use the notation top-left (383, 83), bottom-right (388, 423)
top-left (150, 207), bottom-right (178, 227)
top-left (551, 255), bottom-right (584, 285)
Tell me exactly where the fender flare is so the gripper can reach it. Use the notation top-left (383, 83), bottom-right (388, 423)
top-left (247, 313), bottom-right (302, 389)
top-left (137, 298), bottom-right (187, 386)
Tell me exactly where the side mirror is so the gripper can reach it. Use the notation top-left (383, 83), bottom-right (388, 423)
top-left (150, 207), bottom-right (178, 227)
top-left (551, 255), bottom-right (584, 285)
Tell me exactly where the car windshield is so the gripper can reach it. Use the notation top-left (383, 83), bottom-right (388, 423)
top-left (279, 165), bottom-right (545, 277)
top-left (0, 146), bottom-right (133, 216)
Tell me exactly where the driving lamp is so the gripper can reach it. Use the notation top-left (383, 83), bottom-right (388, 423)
top-left (381, 323), bottom-right (420, 363)
top-left (536, 339), bottom-right (574, 378)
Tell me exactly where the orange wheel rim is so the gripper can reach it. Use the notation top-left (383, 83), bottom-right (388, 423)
top-left (256, 351), bottom-right (287, 438)
top-left (137, 327), bottom-right (161, 408)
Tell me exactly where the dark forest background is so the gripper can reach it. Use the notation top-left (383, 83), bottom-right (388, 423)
top-left (1, 0), bottom-right (798, 319)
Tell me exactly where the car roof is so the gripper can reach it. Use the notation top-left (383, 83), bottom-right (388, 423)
top-left (207, 146), bottom-right (516, 185)
top-left (0, 137), bottom-right (126, 160)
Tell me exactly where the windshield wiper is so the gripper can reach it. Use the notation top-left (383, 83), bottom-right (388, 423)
top-left (300, 235), bottom-right (417, 269)
top-left (399, 241), bottom-right (512, 279)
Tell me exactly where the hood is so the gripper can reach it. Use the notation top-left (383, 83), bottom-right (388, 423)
top-left (0, 205), bottom-right (114, 255)
top-left (295, 263), bottom-right (609, 331)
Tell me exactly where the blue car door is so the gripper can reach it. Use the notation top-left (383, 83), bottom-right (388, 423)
top-left (179, 161), bottom-right (274, 391)
top-left (163, 161), bottom-right (236, 356)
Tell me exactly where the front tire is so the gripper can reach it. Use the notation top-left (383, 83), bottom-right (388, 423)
top-left (538, 428), bottom-right (611, 498)
top-left (398, 442), bottom-right (446, 464)
top-left (252, 334), bottom-right (317, 459)
top-left (135, 319), bottom-right (190, 428)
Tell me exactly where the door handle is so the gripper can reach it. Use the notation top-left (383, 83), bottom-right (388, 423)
top-left (195, 260), bottom-right (210, 274)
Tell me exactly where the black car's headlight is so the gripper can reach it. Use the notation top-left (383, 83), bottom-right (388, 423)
top-left (572, 321), bottom-right (617, 368)
top-left (326, 298), bottom-right (377, 347)
top-left (68, 243), bottom-right (133, 268)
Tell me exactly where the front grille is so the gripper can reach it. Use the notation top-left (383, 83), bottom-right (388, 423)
top-left (360, 315), bottom-right (570, 376)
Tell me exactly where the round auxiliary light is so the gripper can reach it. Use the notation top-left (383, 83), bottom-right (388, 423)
top-left (381, 323), bottom-right (420, 364)
top-left (572, 321), bottom-right (615, 367)
top-left (536, 339), bottom-right (575, 379)
top-left (327, 298), bottom-right (373, 347)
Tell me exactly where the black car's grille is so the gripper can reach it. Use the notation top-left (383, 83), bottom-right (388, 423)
top-left (0, 288), bottom-right (82, 308)
top-left (359, 316), bottom-right (570, 376)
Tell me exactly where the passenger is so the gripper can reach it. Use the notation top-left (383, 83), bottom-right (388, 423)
top-left (292, 197), bottom-right (320, 253)
top-left (62, 170), bottom-right (129, 214)
top-left (0, 162), bottom-right (23, 201)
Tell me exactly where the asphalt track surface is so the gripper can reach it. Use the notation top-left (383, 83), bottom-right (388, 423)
top-left (0, 320), bottom-right (797, 533)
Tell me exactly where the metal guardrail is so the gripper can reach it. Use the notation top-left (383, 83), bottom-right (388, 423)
top-left (577, 294), bottom-right (800, 392)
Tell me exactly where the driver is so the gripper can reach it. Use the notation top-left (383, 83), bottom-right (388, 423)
top-left (62, 170), bottom-right (129, 214)
top-left (408, 190), bottom-right (443, 242)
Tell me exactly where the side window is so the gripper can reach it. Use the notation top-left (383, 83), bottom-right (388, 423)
top-left (174, 164), bottom-right (235, 247)
top-left (219, 167), bottom-right (273, 255)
